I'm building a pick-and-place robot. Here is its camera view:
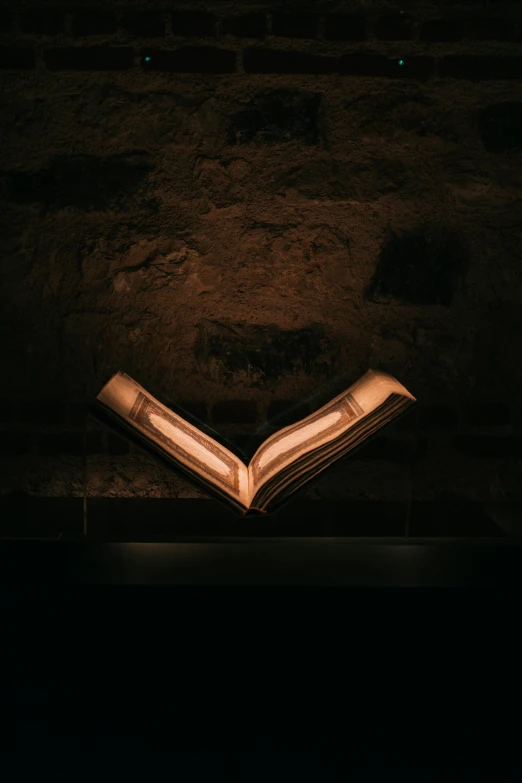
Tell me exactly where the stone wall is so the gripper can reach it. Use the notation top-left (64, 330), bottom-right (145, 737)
top-left (1, 0), bottom-right (522, 505)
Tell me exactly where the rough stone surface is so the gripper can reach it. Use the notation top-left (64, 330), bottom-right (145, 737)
top-left (227, 89), bottom-right (323, 146)
top-left (195, 319), bottom-right (340, 388)
top-left (1, 0), bottom-right (522, 505)
top-left (478, 103), bottom-right (522, 153)
top-left (3, 152), bottom-right (155, 212)
top-left (366, 223), bottom-right (468, 306)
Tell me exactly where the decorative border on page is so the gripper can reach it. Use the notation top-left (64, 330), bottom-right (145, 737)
top-left (129, 392), bottom-right (240, 495)
top-left (250, 392), bottom-right (364, 479)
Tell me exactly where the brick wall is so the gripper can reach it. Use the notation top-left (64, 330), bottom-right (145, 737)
top-left (1, 0), bottom-right (522, 505)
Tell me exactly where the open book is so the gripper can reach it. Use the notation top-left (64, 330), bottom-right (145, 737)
top-left (95, 370), bottom-right (416, 515)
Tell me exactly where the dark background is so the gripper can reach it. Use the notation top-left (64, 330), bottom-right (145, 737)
top-left (2, 1), bottom-right (522, 771)
top-left (5, 583), bottom-right (522, 777)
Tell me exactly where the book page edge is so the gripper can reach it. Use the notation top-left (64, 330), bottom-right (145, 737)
top-left (96, 371), bottom-right (251, 508)
top-left (246, 368), bottom-right (416, 485)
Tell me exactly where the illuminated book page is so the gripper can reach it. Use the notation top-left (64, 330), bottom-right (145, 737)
top-left (249, 369), bottom-right (415, 493)
top-left (97, 372), bottom-right (249, 507)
